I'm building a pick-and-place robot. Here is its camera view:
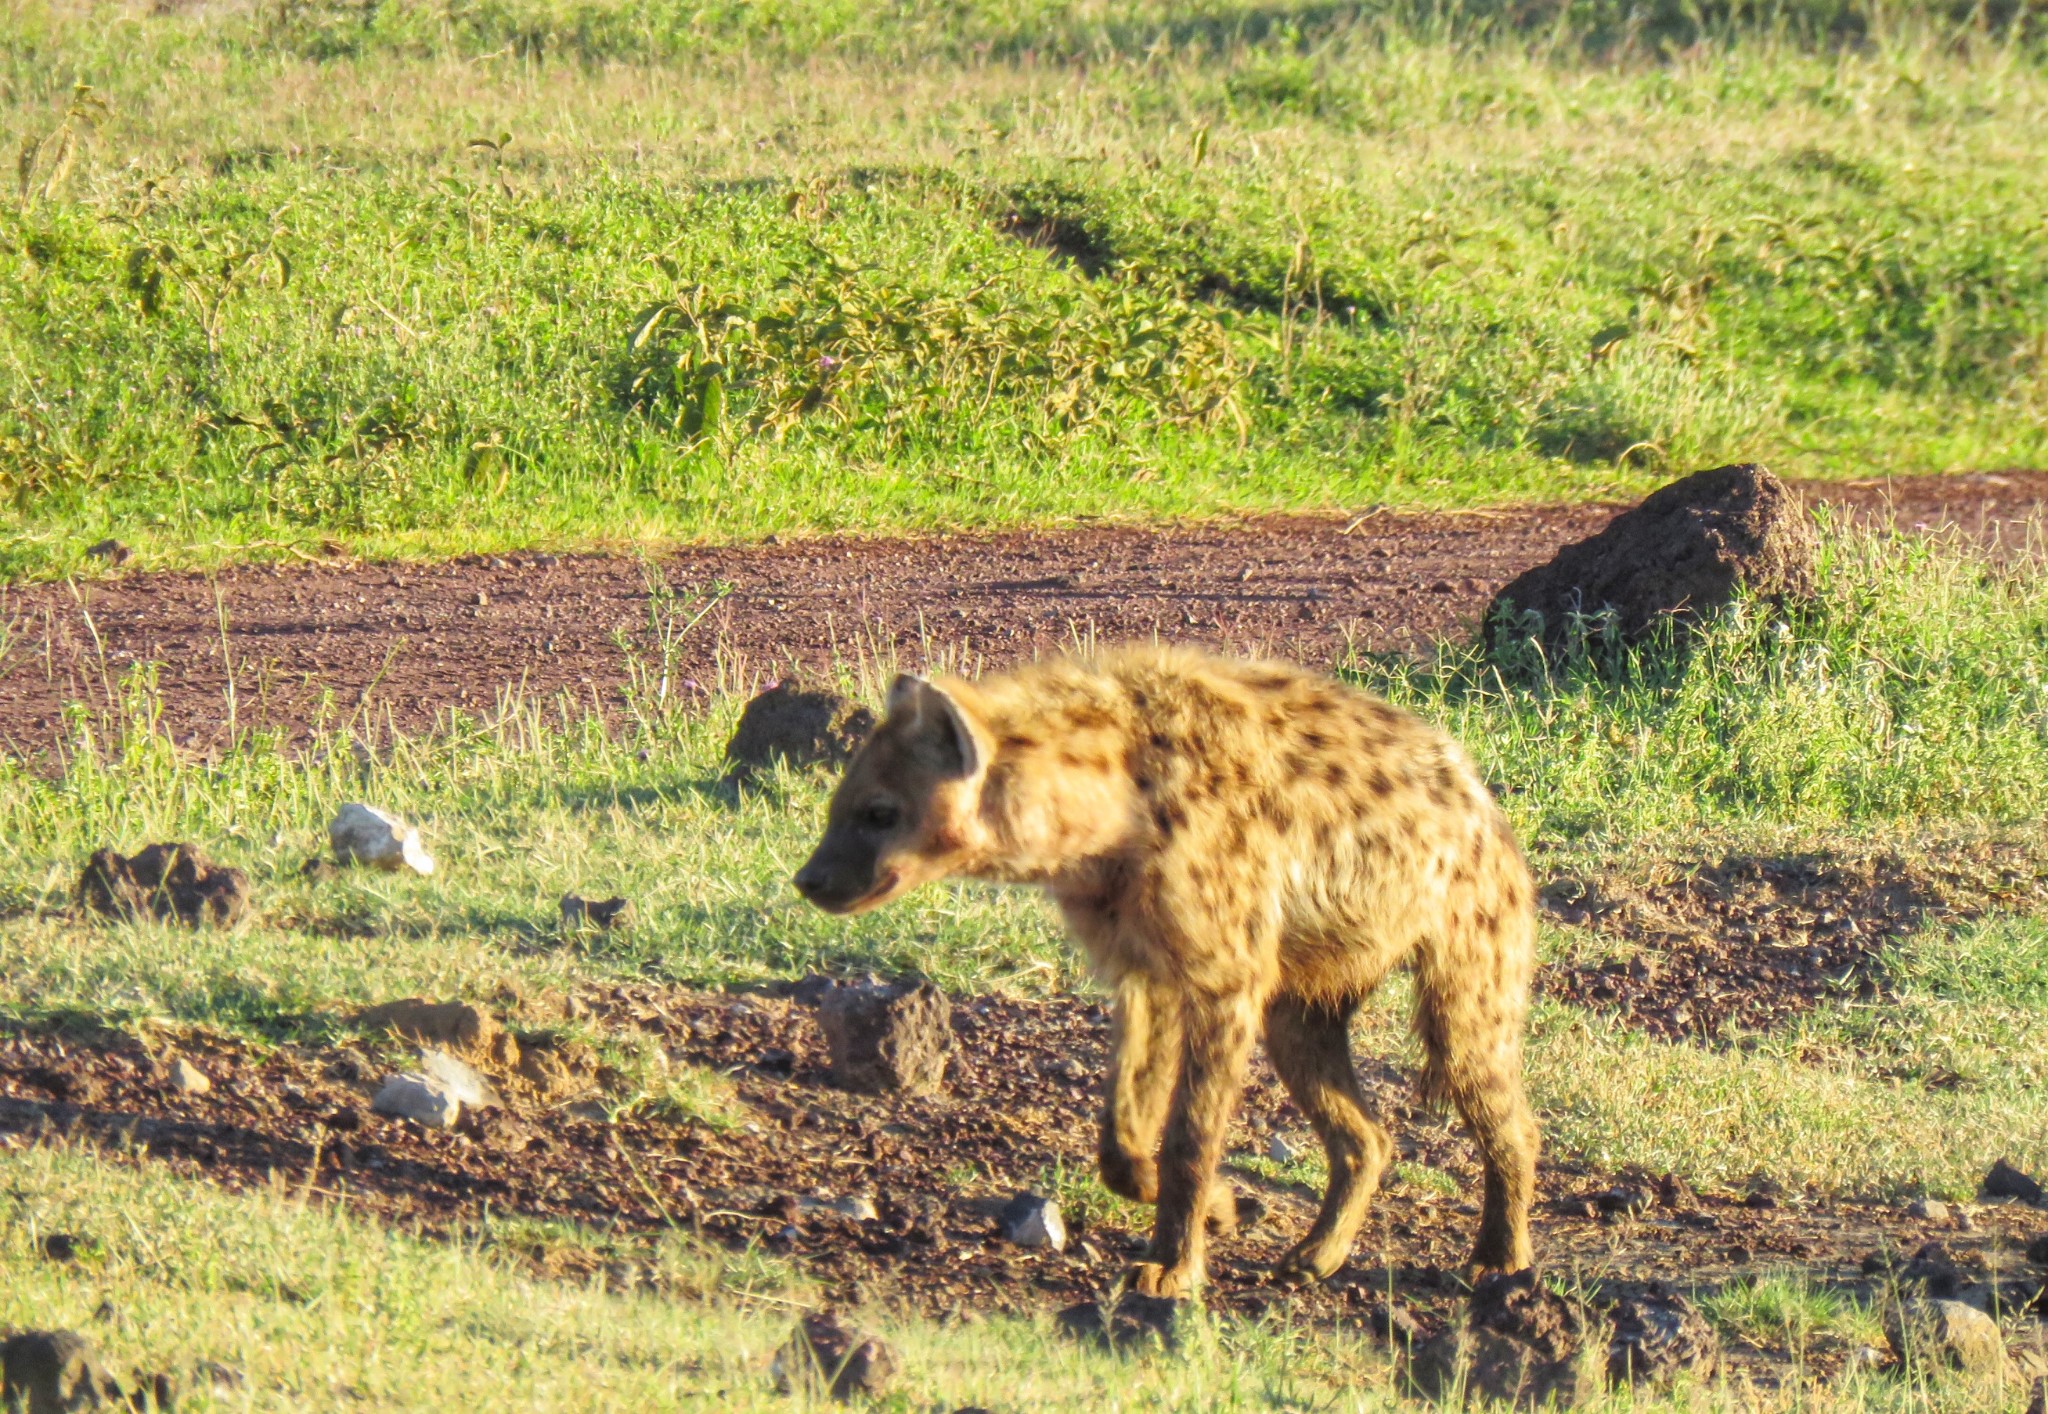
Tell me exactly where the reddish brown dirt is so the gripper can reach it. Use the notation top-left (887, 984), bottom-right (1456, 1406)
top-left (4, 990), bottom-right (2046, 1385)
top-left (2, 473), bottom-right (2043, 753)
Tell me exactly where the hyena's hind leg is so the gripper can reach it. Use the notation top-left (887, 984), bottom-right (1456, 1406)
top-left (1415, 920), bottom-right (1538, 1276)
top-left (1098, 976), bottom-right (1240, 1235)
top-left (1266, 993), bottom-right (1394, 1283)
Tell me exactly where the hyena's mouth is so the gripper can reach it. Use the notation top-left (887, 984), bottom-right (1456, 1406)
top-left (842, 868), bottom-right (902, 914)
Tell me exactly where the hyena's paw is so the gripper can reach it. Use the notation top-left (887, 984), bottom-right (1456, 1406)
top-left (1124, 1261), bottom-right (1199, 1301)
top-left (1203, 1183), bottom-right (1240, 1237)
top-left (1098, 1149), bottom-right (1159, 1205)
top-left (1270, 1235), bottom-right (1348, 1287)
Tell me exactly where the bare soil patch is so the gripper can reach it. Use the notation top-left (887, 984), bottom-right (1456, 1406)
top-left (1540, 837), bottom-right (2048, 1041)
top-left (2, 473), bottom-right (2042, 753)
top-left (4, 986), bottom-right (2045, 1390)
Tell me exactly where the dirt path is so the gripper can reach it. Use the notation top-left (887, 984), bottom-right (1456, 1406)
top-left (3, 472), bottom-right (2043, 752)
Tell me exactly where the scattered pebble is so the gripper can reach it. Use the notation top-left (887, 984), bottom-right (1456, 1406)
top-left (772, 1312), bottom-right (896, 1401)
top-left (371, 1073), bottom-right (461, 1129)
top-left (1907, 1198), bottom-right (1950, 1223)
top-left (328, 803), bottom-right (435, 875)
top-left (996, 1193), bottom-right (1067, 1252)
top-left (800, 1195), bottom-right (879, 1223)
top-left (168, 1057), bottom-right (211, 1096)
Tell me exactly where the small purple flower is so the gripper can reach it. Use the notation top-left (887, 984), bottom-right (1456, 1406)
top-left (818, 354), bottom-right (840, 372)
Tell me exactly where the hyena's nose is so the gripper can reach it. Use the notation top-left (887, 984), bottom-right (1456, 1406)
top-left (792, 862), bottom-right (827, 900)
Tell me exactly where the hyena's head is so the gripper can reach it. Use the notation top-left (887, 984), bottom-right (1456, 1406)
top-left (793, 674), bottom-right (988, 914)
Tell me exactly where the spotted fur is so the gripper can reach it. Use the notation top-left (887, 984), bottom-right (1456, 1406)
top-left (794, 645), bottom-right (1537, 1298)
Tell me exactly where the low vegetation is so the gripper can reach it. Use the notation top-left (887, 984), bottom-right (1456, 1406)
top-left (4, 1), bottom-right (2048, 575)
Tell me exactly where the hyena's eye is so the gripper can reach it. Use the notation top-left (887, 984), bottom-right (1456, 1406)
top-left (861, 800), bottom-right (901, 831)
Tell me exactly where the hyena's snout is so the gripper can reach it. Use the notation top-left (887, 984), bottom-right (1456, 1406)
top-left (792, 835), bottom-right (889, 914)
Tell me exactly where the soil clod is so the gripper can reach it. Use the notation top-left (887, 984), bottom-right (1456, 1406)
top-left (816, 981), bottom-right (953, 1095)
top-left (84, 538), bottom-right (132, 566)
top-left (1885, 1296), bottom-right (2011, 1380)
top-left (724, 680), bottom-right (876, 781)
top-left (77, 844), bottom-right (251, 928)
top-left (1604, 1282), bottom-right (1718, 1388)
top-left (1486, 463), bottom-right (1817, 656)
top-left (1986, 1160), bottom-right (2046, 1207)
top-left (771, 1312), bottom-right (897, 1401)
top-left (1410, 1270), bottom-right (1590, 1409)
top-left (559, 894), bottom-right (635, 932)
top-left (1, 1330), bottom-right (128, 1413)
top-left (1056, 1292), bottom-right (1182, 1350)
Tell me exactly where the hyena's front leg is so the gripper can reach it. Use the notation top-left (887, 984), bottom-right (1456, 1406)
top-left (1099, 975), bottom-right (1180, 1205)
top-left (1128, 986), bottom-right (1261, 1300)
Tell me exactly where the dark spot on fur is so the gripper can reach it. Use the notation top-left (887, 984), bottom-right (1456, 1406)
top-left (1365, 767), bottom-right (1393, 797)
top-left (1302, 730), bottom-right (1328, 751)
top-left (1002, 733), bottom-right (1038, 752)
top-left (1135, 774), bottom-right (1155, 794)
top-left (1149, 732), bottom-right (1173, 751)
top-left (1153, 804), bottom-right (1185, 836)
top-left (1325, 762), bottom-right (1349, 788)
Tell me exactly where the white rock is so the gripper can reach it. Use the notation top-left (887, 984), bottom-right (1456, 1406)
top-left (802, 1194), bottom-right (880, 1222)
top-left (372, 1073), bottom-right (461, 1129)
top-left (419, 1048), bottom-right (501, 1110)
top-left (1907, 1198), bottom-right (1950, 1222)
top-left (329, 803), bottom-right (435, 875)
top-left (168, 1057), bottom-right (212, 1095)
top-left (1268, 1133), bottom-right (1298, 1165)
top-left (998, 1193), bottom-right (1067, 1252)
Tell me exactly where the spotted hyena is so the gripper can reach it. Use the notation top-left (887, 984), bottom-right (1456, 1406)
top-left (794, 646), bottom-right (1537, 1299)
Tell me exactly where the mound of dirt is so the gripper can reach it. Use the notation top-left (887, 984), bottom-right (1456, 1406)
top-left (723, 680), bottom-right (876, 779)
top-left (1487, 464), bottom-right (1817, 654)
top-left (76, 843), bottom-right (251, 928)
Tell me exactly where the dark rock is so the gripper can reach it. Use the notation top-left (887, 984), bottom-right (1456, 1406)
top-left (1596, 1184), bottom-right (1653, 1218)
top-left (1056, 1293), bottom-right (1182, 1350)
top-left (1901, 1242), bottom-right (1968, 1299)
top-left (723, 679), bottom-right (876, 779)
top-left (1606, 1283), bottom-right (1718, 1387)
top-left (1486, 464), bottom-right (1817, 656)
top-left (771, 1312), bottom-right (897, 1400)
top-left (816, 981), bottom-right (953, 1094)
top-left (84, 539), bottom-right (132, 566)
top-left (1985, 1160), bottom-right (2046, 1206)
top-left (559, 894), bottom-right (635, 932)
top-left (22, 1065), bottom-right (101, 1106)
top-left (996, 1193), bottom-right (1067, 1251)
top-left (2026, 1233), bottom-right (2048, 1267)
top-left (1654, 1173), bottom-right (1696, 1210)
top-left (77, 844), bottom-right (252, 927)
top-left (1410, 1270), bottom-right (1590, 1408)
top-left (1, 1330), bottom-right (127, 1412)
top-left (147, 1371), bottom-right (178, 1411)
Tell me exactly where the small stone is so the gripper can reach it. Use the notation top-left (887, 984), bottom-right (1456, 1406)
top-left (816, 981), bottom-right (952, 1094)
top-left (996, 1193), bottom-right (1067, 1252)
top-left (328, 802), bottom-right (435, 875)
top-left (85, 538), bottom-right (133, 565)
top-left (1, 1330), bottom-right (127, 1411)
top-left (1885, 1297), bottom-right (2011, 1379)
top-left (1056, 1292), bottom-right (1181, 1350)
top-left (417, 1048), bottom-right (501, 1110)
top-left (559, 894), bottom-right (635, 932)
top-left (2027, 1233), bottom-right (2048, 1267)
top-left (772, 1312), bottom-right (896, 1401)
top-left (1597, 1184), bottom-right (1654, 1218)
top-left (1908, 1198), bottom-right (1951, 1223)
top-left (1266, 1134), bottom-right (1297, 1164)
top-left (167, 1057), bottom-right (211, 1095)
top-left (1985, 1160), bottom-right (2046, 1206)
top-left (371, 1073), bottom-right (461, 1129)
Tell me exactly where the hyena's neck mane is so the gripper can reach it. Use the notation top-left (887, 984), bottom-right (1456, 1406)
top-left (953, 664), bottom-right (1143, 885)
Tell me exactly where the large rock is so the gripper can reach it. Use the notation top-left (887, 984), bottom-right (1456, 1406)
top-left (372, 1073), bottom-right (462, 1129)
top-left (329, 802), bottom-right (435, 874)
top-left (0, 1330), bottom-right (127, 1412)
top-left (1985, 1159), bottom-right (2045, 1206)
top-left (816, 981), bottom-right (953, 1094)
top-left (1411, 1270), bottom-right (1592, 1408)
top-left (723, 680), bottom-right (875, 780)
top-left (77, 843), bottom-right (251, 927)
top-left (1486, 464), bottom-right (1818, 655)
top-left (771, 1312), bottom-right (896, 1401)
top-left (1885, 1297), bottom-right (2011, 1380)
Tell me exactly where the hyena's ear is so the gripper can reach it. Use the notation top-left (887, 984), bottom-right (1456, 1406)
top-left (886, 674), bottom-right (982, 779)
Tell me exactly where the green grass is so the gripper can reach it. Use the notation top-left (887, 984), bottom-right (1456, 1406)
top-left (4, 1), bottom-right (2048, 576)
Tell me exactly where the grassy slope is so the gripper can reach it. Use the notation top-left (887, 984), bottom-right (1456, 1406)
top-left (3, 1), bottom-right (2047, 576)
